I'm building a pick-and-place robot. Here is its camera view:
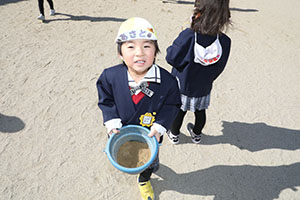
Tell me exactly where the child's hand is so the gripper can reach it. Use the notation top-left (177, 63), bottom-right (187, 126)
top-left (148, 126), bottom-right (161, 142)
top-left (109, 128), bottom-right (120, 136)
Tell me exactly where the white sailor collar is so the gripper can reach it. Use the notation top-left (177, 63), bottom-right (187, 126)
top-left (194, 32), bottom-right (222, 66)
top-left (128, 64), bottom-right (161, 87)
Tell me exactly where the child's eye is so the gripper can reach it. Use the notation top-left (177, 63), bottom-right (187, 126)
top-left (127, 46), bottom-right (134, 49)
top-left (144, 45), bottom-right (151, 48)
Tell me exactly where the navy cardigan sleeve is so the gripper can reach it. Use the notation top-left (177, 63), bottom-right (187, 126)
top-left (96, 68), bottom-right (120, 123)
top-left (166, 28), bottom-right (194, 71)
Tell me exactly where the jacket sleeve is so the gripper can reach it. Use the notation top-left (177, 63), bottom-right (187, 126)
top-left (166, 28), bottom-right (194, 71)
top-left (96, 70), bottom-right (120, 123)
top-left (154, 79), bottom-right (181, 130)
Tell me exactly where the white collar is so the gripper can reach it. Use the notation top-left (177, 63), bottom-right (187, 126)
top-left (128, 64), bottom-right (161, 86)
top-left (128, 64), bottom-right (161, 94)
top-left (194, 32), bottom-right (222, 66)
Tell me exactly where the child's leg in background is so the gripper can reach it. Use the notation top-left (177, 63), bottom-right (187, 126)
top-left (170, 110), bottom-right (187, 135)
top-left (193, 109), bottom-right (206, 134)
top-left (38, 0), bottom-right (45, 15)
top-left (46, 0), bottom-right (54, 10)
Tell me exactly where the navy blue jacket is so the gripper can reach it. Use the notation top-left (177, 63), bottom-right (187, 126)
top-left (166, 28), bottom-right (231, 97)
top-left (96, 64), bottom-right (181, 130)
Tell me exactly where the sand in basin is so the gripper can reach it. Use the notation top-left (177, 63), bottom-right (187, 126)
top-left (117, 141), bottom-right (151, 168)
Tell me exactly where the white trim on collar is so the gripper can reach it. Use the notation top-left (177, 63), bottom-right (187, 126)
top-left (128, 64), bottom-right (161, 85)
top-left (128, 64), bottom-right (161, 95)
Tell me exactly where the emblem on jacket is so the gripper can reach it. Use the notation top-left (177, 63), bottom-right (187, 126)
top-left (139, 112), bottom-right (156, 127)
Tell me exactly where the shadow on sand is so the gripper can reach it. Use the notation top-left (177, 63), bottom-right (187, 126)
top-left (179, 121), bottom-right (300, 151)
top-left (153, 163), bottom-right (300, 200)
top-left (161, 1), bottom-right (259, 12)
top-left (0, 0), bottom-right (27, 6)
top-left (199, 121), bottom-right (300, 152)
top-left (230, 7), bottom-right (259, 12)
top-left (162, 0), bottom-right (194, 4)
top-left (0, 113), bottom-right (25, 133)
top-left (43, 13), bottom-right (126, 23)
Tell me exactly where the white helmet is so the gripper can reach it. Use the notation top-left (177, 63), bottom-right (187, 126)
top-left (115, 17), bottom-right (157, 43)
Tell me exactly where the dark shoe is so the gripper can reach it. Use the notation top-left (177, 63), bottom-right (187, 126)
top-left (187, 123), bottom-right (201, 144)
top-left (166, 130), bottom-right (179, 144)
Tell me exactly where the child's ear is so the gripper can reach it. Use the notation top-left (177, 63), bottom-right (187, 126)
top-left (118, 52), bottom-right (123, 60)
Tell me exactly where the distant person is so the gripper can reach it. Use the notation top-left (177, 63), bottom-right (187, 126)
top-left (96, 17), bottom-right (181, 200)
top-left (37, 0), bottom-right (55, 21)
top-left (166, 0), bottom-right (232, 144)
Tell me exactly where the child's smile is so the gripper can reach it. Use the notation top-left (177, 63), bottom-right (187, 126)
top-left (120, 39), bottom-right (156, 82)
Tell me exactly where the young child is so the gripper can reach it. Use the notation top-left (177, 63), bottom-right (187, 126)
top-left (37, 0), bottom-right (55, 21)
top-left (165, 0), bottom-right (231, 144)
top-left (96, 17), bottom-right (181, 200)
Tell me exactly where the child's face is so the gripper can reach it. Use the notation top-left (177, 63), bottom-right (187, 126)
top-left (120, 39), bottom-right (156, 79)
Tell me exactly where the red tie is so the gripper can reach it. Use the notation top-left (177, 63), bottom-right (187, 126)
top-left (131, 92), bottom-right (145, 104)
top-left (130, 82), bottom-right (149, 104)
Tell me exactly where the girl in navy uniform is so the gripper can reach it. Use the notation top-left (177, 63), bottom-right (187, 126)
top-left (96, 17), bottom-right (181, 200)
top-left (166, 0), bottom-right (231, 144)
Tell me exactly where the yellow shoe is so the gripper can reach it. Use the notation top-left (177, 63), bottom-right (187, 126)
top-left (138, 180), bottom-right (154, 200)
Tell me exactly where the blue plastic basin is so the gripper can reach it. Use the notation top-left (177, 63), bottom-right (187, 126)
top-left (105, 125), bottom-right (159, 174)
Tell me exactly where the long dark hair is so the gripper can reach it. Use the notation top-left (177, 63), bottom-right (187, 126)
top-left (191, 0), bottom-right (231, 35)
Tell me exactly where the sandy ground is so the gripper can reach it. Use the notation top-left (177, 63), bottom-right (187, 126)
top-left (1, 0), bottom-right (300, 199)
